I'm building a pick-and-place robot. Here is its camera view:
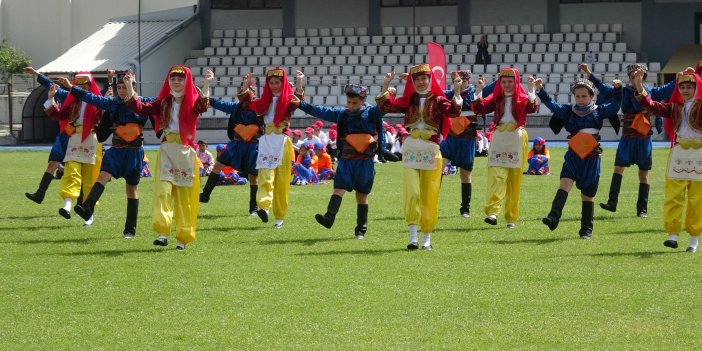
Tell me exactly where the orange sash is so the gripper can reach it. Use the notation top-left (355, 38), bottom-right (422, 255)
top-left (450, 116), bottom-right (471, 135)
top-left (64, 123), bottom-right (76, 137)
top-left (345, 133), bottom-right (374, 153)
top-left (235, 124), bottom-right (260, 142)
top-left (631, 112), bottom-right (651, 136)
top-left (568, 132), bottom-right (599, 159)
top-left (115, 123), bottom-right (143, 143)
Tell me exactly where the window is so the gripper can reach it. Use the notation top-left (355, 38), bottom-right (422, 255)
top-left (381, 0), bottom-right (457, 7)
top-left (211, 0), bottom-right (282, 9)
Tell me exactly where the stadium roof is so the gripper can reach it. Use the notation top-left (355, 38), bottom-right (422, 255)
top-left (38, 6), bottom-right (195, 74)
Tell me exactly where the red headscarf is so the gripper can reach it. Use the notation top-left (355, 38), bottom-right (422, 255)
top-left (61, 72), bottom-right (101, 142)
top-left (396, 64), bottom-right (452, 139)
top-left (485, 68), bottom-right (529, 127)
top-left (248, 68), bottom-right (293, 127)
top-left (695, 60), bottom-right (702, 76)
top-left (664, 73), bottom-right (702, 146)
top-left (152, 65), bottom-right (200, 146)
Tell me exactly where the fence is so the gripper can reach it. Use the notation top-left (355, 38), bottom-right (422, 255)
top-left (0, 74), bottom-right (37, 144)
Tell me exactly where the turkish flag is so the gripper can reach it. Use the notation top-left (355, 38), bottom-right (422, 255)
top-left (427, 41), bottom-right (447, 89)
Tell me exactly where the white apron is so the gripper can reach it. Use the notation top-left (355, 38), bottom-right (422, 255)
top-left (402, 136), bottom-right (441, 170)
top-left (159, 142), bottom-right (197, 187)
top-left (257, 133), bottom-right (287, 169)
top-left (488, 128), bottom-right (525, 168)
top-left (64, 132), bottom-right (98, 164)
top-left (667, 145), bottom-right (702, 181)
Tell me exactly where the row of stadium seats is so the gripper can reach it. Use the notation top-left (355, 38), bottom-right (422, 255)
top-left (210, 23), bottom-right (623, 39)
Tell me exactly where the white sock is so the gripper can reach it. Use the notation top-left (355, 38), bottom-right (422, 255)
top-left (409, 224), bottom-right (418, 243)
top-left (63, 198), bottom-right (72, 212)
top-left (84, 215), bottom-right (94, 225)
top-left (690, 236), bottom-right (699, 248)
top-left (668, 234), bottom-right (678, 242)
top-left (275, 219), bottom-right (283, 226)
top-left (176, 242), bottom-right (185, 249)
top-left (158, 235), bottom-right (167, 241)
top-left (422, 233), bottom-right (431, 247)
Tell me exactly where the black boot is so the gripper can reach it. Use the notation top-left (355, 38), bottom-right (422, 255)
top-left (579, 201), bottom-right (594, 239)
top-left (248, 185), bottom-right (258, 215)
top-left (542, 189), bottom-right (569, 231)
top-left (74, 183), bottom-right (104, 221)
top-left (26, 172), bottom-right (54, 204)
top-left (355, 204), bottom-right (368, 239)
top-left (637, 183), bottom-right (650, 218)
top-left (460, 183), bottom-right (472, 217)
top-left (315, 194), bottom-right (342, 229)
top-left (123, 198), bottom-right (139, 238)
top-left (199, 173), bottom-right (220, 203)
top-left (599, 173), bottom-right (622, 212)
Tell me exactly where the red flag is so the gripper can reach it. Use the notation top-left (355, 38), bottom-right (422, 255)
top-left (427, 41), bottom-right (447, 89)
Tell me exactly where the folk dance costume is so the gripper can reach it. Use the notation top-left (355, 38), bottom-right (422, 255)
top-left (199, 87), bottom-right (264, 216)
top-left (70, 76), bottom-right (154, 238)
top-left (376, 64), bottom-right (463, 250)
top-left (636, 73), bottom-right (702, 252)
top-left (472, 68), bottom-right (539, 228)
top-left (593, 65), bottom-right (676, 217)
top-left (298, 84), bottom-right (385, 239)
top-left (244, 68), bottom-right (302, 229)
top-left (539, 80), bottom-right (622, 239)
top-left (26, 73), bottom-right (70, 204)
top-left (439, 70), bottom-right (495, 218)
top-left (126, 66), bottom-right (210, 249)
top-left (44, 73), bottom-right (104, 225)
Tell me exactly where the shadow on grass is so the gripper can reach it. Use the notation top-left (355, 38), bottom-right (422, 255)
top-left (260, 237), bottom-right (351, 246)
top-left (296, 248), bottom-right (405, 256)
top-left (47, 247), bottom-right (165, 257)
top-left (492, 237), bottom-right (567, 245)
top-left (4, 237), bottom-right (111, 245)
top-left (198, 214), bottom-right (246, 220)
top-left (590, 250), bottom-right (687, 259)
top-left (374, 215), bottom-right (405, 221)
top-left (0, 215), bottom-right (52, 220)
top-left (607, 227), bottom-right (660, 235)
top-left (200, 225), bottom-right (266, 233)
top-left (438, 225), bottom-right (504, 233)
top-left (0, 225), bottom-right (65, 232)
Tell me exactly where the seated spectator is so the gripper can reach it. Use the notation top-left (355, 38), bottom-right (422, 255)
top-left (313, 142), bottom-right (335, 180)
top-left (197, 140), bottom-right (214, 176)
top-left (527, 137), bottom-right (551, 175)
top-left (291, 142), bottom-right (319, 185)
top-left (327, 129), bottom-right (338, 161)
top-left (303, 126), bottom-right (321, 145)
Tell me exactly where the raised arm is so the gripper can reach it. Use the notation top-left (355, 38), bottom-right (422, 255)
top-left (535, 78), bottom-right (569, 120)
top-left (471, 76), bottom-right (496, 115)
top-left (632, 69), bottom-right (673, 117)
top-left (25, 67), bottom-right (69, 102)
top-left (70, 85), bottom-right (116, 111)
top-left (650, 78), bottom-right (676, 102)
top-left (596, 80), bottom-right (623, 119)
top-left (298, 100), bottom-right (344, 123)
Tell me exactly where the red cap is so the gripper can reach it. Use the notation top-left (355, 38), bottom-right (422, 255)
top-left (305, 127), bottom-right (314, 134)
top-left (313, 121), bottom-right (324, 128)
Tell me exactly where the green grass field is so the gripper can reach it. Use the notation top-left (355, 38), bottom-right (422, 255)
top-left (1, 148), bottom-right (699, 350)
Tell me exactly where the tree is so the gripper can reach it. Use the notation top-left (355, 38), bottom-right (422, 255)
top-left (0, 41), bottom-right (31, 83)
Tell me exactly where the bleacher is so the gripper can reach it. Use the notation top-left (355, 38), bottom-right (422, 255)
top-left (187, 23), bottom-right (661, 120)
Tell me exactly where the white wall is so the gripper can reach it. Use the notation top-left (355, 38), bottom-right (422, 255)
top-left (560, 2), bottom-right (642, 53)
top-left (296, 0), bottom-right (369, 28)
top-left (211, 9), bottom-right (283, 30)
top-left (0, 0), bottom-right (196, 68)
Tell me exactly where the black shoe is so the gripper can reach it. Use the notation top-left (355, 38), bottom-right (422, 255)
top-left (354, 225), bottom-right (367, 239)
top-left (407, 242), bottom-right (419, 250)
top-left (199, 193), bottom-right (210, 203)
top-left (579, 234), bottom-right (592, 240)
top-left (599, 202), bottom-right (617, 212)
top-left (25, 192), bottom-right (44, 204)
top-left (153, 238), bottom-right (168, 246)
top-left (637, 211), bottom-right (649, 218)
top-left (58, 208), bottom-right (71, 219)
top-left (460, 208), bottom-right (470, 218)
top-left (74, 203), bottom-right (93, 221)
top-left (663, 240), bottom-right (678, 249)
top-left (421, 245), bottom-right (433, 251)
top-left (315, 213), bottom-right (333, 229)
top-left (123, 232), bottom-right (135, 239)
top-left (257, 209), bottom-right (269, 223)
top-left (484, 216), bottom-right (497, 225)
top-left (542, 216), bottom-right (558, 231)
top-left (176, 243), bottom-right (185, 250)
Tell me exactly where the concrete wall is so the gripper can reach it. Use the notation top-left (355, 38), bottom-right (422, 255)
top-left (297, 0), bottom-right (369, 28)
top-left (469, 0), bottom-right (547, 26)
top-left (0, 0), bottom-right (196, 68)
top-left (211, 9), bottom-right (283, 29)
top-left (641, 0), bottom-right (702, 64)
top-left (381, 6), bottom-right (457, 27)
top-left (139, 18), bottom-right (202, 98)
